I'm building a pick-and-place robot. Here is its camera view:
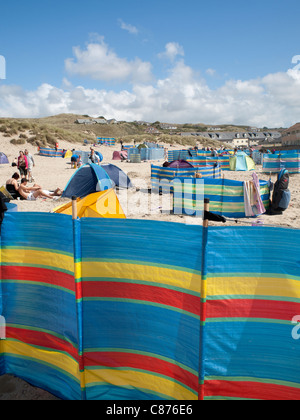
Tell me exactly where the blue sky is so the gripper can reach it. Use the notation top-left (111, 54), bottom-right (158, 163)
top-left (1, 0), bottom-right (300, 126)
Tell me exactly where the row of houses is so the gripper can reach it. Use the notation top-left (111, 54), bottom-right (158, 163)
top-left (180, 130), bottom-right (282, 147)
top-left (75, 118), bottom-right (117, 125)
top-left (281, 123), bottom-right (300, 146)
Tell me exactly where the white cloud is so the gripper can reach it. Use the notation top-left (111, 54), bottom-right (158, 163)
top-left (65, 38), bottom-right (153, 84)
top-left (158, 42), bottom-right (185, 62)
top-left (206, 68), bottom-right (216, 76)
top-left (118, 19), bottom-right (138, 35)
top-left (1, 59), bottom-right (300, 127)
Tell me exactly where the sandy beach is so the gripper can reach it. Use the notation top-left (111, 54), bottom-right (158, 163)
top-left (0, 135), bottom-right (299, 400)
top-left (1, 135), bottom-right (299, 228)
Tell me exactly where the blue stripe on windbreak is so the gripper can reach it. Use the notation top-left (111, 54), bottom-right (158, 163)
top-left (207, 227), bottom-right (300, 277)
top-left (86, 383), bottom-right (165, 400)
top-left (82, 301), bottom-right (200, 372)
top-left (1, 213), bottom-right (74, 254)
top-left (205, 321), bottom-right (300, 385)
top-left (2, 282), bottom-right (78, 344)
top-left (80, 218), bottom-right (203, 272)
top-left (2, 355), bottom-right (81, 400)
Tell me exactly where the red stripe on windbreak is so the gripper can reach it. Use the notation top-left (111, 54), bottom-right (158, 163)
top-left (1, 266), bottom-right (75, 292)
top-left (204, 380), bottom-right (300, 400)
top-left (82, 281), bottom-right (200, 315)
top-left (6, 327), bottom-right (78, 361)
top-left (207, 299), bottom-right (300, 321)
top-left (84, 351), bottom-right (198, 392)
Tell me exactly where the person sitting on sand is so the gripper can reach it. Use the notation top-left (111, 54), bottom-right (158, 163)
top-left (18, 179), bottom-right (63, 201)
top-left (6, 172), bottom-right (22, 199)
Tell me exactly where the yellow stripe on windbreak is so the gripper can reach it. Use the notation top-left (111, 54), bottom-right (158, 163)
top-left (1, 249), bottom-right (74, 274)
top-left (84, 368), bottom-right (197, 400)
top-left (79, 262), bottom-right (201, 295)
top-left (207, 276), bottom-right (300, 300)
top-left (1, 339), bottom-right (80, 382)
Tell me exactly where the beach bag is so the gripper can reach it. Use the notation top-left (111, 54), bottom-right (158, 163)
top-left (268, 169), bottom-right (291, 214)
top-left (278, 190), bottom-right (291, 210)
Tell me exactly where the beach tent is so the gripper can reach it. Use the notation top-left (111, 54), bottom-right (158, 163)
top-left (230, 151), bottom-right (256, 171)
top-left (101, 163), bottom-right (133, 189)
top-left (112, 151), bottom-right (128, 160)
top-left (167, 160), bottom-right (194, 168)
top-left (62, 163), bottom-right (113, 198)
top-left (0, 153), bottom-right (9, 164)
top-left (53, 189), bottom-right (126, 219)
top-left (62, 150), bottom-right (72, 159)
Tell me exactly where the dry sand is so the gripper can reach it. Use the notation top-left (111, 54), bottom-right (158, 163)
top-left (0, 136), bottom-right (299, 400)
top-left (1, 137), bottom-right (299, 228)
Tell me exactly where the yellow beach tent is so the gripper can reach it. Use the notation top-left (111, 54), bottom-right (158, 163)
top-left (53, 189), bottom-right (126, 219)
top-left (63, 150), bottom-right (73, 159)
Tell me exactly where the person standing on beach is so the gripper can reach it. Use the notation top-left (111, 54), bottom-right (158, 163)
top-left (24, 149), bottom-right (35, 182)
top-left (17, 151), bottom-right (28, 180)
top-left (89, 148), bottom-right (100, 164)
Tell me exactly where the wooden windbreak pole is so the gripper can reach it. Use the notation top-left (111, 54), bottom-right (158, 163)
top-left (199, 198), bottom-right (210, 400)
top-left (72, 196), bottom-right (78, 220)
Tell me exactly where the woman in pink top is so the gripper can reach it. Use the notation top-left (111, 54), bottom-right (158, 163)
top-left (17, 151), bottom-right (28, 179)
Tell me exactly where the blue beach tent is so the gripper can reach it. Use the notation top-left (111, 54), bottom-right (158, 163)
top-left (101, 163), bottom-right (133, 189)
top-left (0, 152), bottom-right (9, 164)
top-left (62, 163), bottom-right (113, 198)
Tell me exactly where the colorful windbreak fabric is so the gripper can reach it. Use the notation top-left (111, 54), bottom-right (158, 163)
top-left (1, 213), bottom-right (300, 400)
top-left (204, 227), bottom-right (300, 400)
top-left (151, 165), bottom-right (221, 192)
top-left (173, 177), bottom-right (270, 218)
top-left (39, 148), bottom-right (64, 157)
top-left (0, 212), bottom-right (80, 400)
top-left (187, 156), bottom-right (230, 171)
top-left (263, 151), bottom-right (300, 174)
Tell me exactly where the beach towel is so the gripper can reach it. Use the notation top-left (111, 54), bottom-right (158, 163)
top-left (252, 172), bottom-right (266, 215)
top-left (243, 174), bottom-right (266, 217)
top-left (243, 181), bottom-right (254, 217)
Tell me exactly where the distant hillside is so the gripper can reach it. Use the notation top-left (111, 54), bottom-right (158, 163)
top-left (0, 113), bottom-right (270, 148)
